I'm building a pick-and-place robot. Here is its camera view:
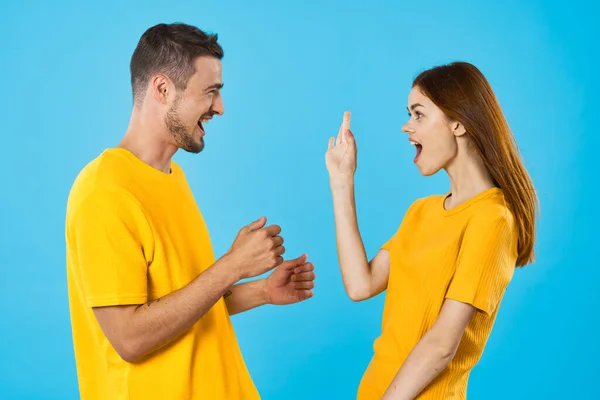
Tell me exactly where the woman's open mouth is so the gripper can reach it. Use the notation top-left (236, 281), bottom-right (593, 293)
top-left (410, 139), bottom-right (422, 163)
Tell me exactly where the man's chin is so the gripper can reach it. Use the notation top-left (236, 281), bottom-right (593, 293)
top-left (185, 144), bottom-right (204, 154)
top-left (179, 137), bottom-right (204, 154)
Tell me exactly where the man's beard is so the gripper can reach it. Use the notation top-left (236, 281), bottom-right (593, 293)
top-left (165, 96), bottom-right (204, 154)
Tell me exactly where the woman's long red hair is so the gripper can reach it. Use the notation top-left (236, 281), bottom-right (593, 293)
top-left (414, 62), bottom-right (538, 267)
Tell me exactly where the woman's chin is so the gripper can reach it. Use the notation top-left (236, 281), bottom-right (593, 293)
top-left (416, 162), bottom-right (441, 177)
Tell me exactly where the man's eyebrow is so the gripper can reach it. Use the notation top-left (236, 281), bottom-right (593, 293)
top-left (205, 83), bottom-right (224, 91)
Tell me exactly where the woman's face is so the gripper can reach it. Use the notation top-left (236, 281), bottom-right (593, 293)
top-left (402, 86), bottom-right (464, 176)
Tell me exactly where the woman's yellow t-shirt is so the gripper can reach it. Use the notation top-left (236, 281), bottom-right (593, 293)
top-left (65, 148), bottom-right (260, 400)
top-left (358, 187), bottom-right (518, 400)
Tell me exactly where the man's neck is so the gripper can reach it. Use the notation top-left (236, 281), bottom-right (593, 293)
top-left (118, 113), bottom-right (178, 174)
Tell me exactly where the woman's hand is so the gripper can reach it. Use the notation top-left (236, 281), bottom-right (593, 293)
top-left (325, 111), bottom-right (357, 183)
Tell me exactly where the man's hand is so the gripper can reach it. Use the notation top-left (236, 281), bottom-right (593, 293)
top-left (227, 216), bottom-right (285, 280)
top-left (265, 254), bottom-right (315, 305)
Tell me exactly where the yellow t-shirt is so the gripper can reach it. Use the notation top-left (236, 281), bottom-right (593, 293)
top-left (358, 187), bottom-right (518, 400)
top-left (65, 148), bottom-right (260, 400)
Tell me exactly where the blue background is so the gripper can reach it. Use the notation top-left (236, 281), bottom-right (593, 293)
top-left (1, 0), bottom-right (598, 399)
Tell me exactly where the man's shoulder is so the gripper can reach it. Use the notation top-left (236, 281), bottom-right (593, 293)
top-left (66, 150), bottom-right (139, 218)
top-left (69, 150), bottom-right (117, 189)
top-left (170, 160), bottom-right (186, 178)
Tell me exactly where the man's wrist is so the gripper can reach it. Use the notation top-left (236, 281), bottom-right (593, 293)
top-left (214, 252), bottom-right (244, 286)
top-left (258, 278), bottom-right (271, 305)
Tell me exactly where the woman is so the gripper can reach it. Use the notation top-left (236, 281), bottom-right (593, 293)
top-left (325, 62), bottom-right (538, 400)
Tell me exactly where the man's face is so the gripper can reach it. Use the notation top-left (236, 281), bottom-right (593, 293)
top-left (164, 56), bottom-right (224, 153)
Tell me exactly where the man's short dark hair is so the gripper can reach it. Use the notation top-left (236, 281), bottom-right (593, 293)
top-left (130, 23), bottom-right (224, 104)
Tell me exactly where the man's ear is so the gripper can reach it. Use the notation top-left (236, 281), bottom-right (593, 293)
top-left (151, 74), bottom-right (171, 105)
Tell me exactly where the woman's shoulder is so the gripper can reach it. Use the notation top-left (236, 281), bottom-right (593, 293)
top-left (469, 189), bottom-right (514, 221)
top-left (405, 192), bottom-right (445, 213)
top-left (462, 190), bottom-right (516, 238)
top-left (407, 188), bottom-right (514, 224)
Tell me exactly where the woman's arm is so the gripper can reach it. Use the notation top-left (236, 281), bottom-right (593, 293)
top-left (330, 177), bottom-right (391, 300)
top-left (326, 111), bottom-right (391, 301)
top-left (381, 299), bottom-right (476, 399)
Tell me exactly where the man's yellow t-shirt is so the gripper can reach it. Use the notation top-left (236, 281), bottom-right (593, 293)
top-left (358, 187), bottom-right (518, 400)
top-left (65, 148), bottom-right (260, 400)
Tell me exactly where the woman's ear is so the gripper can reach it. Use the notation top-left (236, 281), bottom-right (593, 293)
top-left (452, 121), bottom-right (466, 137)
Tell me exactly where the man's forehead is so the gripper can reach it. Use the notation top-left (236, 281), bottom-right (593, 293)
top-left (193, 56), bottom-right (222, 76)
top-left (184, 57), bottom-right (221, 89)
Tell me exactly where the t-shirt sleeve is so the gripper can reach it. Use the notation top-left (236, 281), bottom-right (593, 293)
top-left (69, 188), bottom-right (154, 307)
top-left (445, 210), bottom-right (517, 316)
top-left (381, 236), bottom-right (394, 251)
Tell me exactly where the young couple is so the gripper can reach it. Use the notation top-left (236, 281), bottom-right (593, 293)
top-left (65, 22), bottom-right (538, 400)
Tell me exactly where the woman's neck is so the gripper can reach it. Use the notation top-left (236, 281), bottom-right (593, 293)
top-left (444, 150), bottom-right (496, 210)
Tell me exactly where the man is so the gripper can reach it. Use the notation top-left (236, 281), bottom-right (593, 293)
top-left (65, 23), bottom-right (316, 400)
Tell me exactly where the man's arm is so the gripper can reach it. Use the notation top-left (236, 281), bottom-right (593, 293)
top-left (93, 254), bottom-right (241, 363)
top-left (224, 254), bottom-right (317, 315)
top-left (93, 216), bottom-right (285, 363)
top-left (222, 279), bottom-right (268, 316)
top-left (381, 299), bottom-right (476, 400)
